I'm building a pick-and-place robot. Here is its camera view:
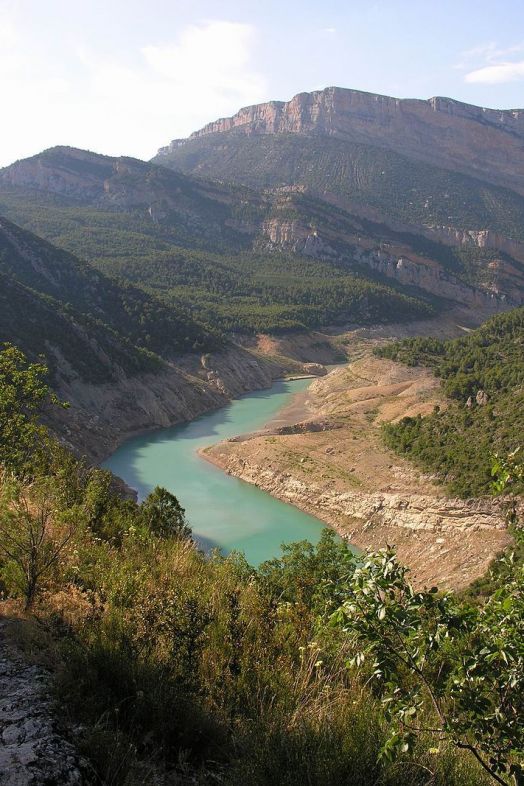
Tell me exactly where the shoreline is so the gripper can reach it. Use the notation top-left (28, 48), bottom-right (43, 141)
top-left (97, 374), bottom-right (285, 466)
top-left (200, 357), bottom-right (510, 590)
top-left (95, 306), bottom-right (488, 467)
top-left (101, 371), bottom-right (324, 467)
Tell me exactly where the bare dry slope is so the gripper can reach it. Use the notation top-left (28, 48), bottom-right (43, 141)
top-left (203, 353), bottom-right (510, 590)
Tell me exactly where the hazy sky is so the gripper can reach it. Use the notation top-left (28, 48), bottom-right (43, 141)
top-left (2, 0), bottom-right (524, 167)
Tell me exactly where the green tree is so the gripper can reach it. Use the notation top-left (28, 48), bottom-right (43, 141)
top-left (140, 486), bottom-right (192, 540)
top-left (0, 343), bottom-right (64, 475)
top-left (258, 529), bottom-right (356, 612)
top-left (332, 547), bottom-right (524, 785)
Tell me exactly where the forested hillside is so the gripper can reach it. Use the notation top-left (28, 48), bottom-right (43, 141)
top-left (375, 307), bottom-right (524, 496)
top-left (1, 146), bottom-right (517, 335)
top-left (158, 131), bottom-right (524, 246)
top-left (0, 273), bottom-right (162, 383)
top-left (0, 216), bottom-right (222, 355)
top-left (0, 216), bottom-right (220, 381)
top-left (0, 189), bottom-right (434, 333)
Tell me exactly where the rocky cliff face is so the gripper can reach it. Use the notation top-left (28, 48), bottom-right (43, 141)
top-left (358, 248), bottom-right (522, 307)
top-left (259, 216), bottom-right (523, 309)
top-left (159, 87), bottom-right (524, 195)
top-left (426, 225), bottom-right (524, 264)
top-left (0, 619), bottom-right (86, 784)
top-left (316, 193), bottom-right (524, 267)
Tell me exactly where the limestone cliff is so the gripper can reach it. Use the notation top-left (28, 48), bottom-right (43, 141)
top-left (259, 215), bottom-right (523, 309)
top-left (159, 87), bottom-right (524, 195)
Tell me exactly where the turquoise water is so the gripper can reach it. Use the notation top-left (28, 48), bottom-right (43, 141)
top-left (103, 378), bottom-right (331, 564)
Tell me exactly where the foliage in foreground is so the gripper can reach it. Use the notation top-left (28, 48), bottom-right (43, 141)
top-left (332, 546), bottom-right (524, 785)
top-left (0, 344), bottom-right (522, 784)
top-left (0, 344), bottom-right (65, 476)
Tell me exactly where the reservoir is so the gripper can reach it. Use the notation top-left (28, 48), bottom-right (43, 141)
top-left (103, 378), bottom-right (331, 564)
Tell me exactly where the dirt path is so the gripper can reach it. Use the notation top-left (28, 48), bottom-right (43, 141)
top-left (0, 617), bottom-right (85, 785)
top-left (203, 354), bottom-right (510, 590)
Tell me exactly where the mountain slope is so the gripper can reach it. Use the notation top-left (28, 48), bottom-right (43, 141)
top-left (158, 131), bottom-right (524, 246)
top-left (0, 272), bottom-right (160, 384)
top-left (375, 306), bottom-right (524, 496)
top-left (156, 87), bottom-right (524, 195)
top-left (0, 147), bottom-right (452, 332)
top-left (0, 215), bottom-right (219, 360)
top-left (154, 88), bottom-right (524, 283)
top-left (0, 216), bottom-right (297, 460)
top-left (2, 146), bottom-right (523, 322)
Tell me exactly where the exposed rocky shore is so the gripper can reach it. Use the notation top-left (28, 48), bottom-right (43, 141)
top-left (48, 335), bottom-right (339, 463)
top-left (202, 450), bottom-right (508, 590)
top-left (202, 354), bottom-right (511, 590)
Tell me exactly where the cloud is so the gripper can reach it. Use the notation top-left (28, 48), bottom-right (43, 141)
top-left (465, 60), bottom-right (524, 85)
top-left (74, 20), bottom-right (268, 156)
top-left (457, 40), bottom-right (524, 85)
top-left (0, 17), bottom-right (268, 166)
top-left (141, 21), bottom-right (266, 114)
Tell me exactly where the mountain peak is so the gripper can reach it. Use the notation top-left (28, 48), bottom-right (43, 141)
top-left (155, 86), bottom-right (524, 195)
top-left (180, 86), bottom-right (524, 141)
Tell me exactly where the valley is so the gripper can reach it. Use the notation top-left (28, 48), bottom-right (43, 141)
top-left (2, 78), bottom-right (524, 785)
top-left (0, 132), bottom-right (518, 586)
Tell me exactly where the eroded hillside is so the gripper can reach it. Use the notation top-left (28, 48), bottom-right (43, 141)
top-left (203, 329), bottom-right (510, 589)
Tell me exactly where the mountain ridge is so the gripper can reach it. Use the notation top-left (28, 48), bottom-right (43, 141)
top-left (0, 146), bottom-right (452, 330)
top-left (2, 139), bottom-right (524, 345)
top-left (156, 86), bottom-right (524, 195)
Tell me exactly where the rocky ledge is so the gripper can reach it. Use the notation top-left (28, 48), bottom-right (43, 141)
top-left (203, 451), bottom-right (510, 590)
top-left (0, 619), bottom-right (85, 785)
top-left (160, 86), bottom-right (524, 194)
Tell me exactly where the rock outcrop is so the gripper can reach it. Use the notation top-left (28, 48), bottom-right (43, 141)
top-left (204, 450), bottom-right (508, 590)
top-left (0, 620), bottom-right (85, 785)
top-left (259, 215), bottom-right (522, 309)
top-left (360, 249), bottom-right (513, 307)
top-left (160, 87), bottom-right (524, 195)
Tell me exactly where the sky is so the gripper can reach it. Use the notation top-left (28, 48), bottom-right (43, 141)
top-left (1, 0), bottom-right (524, 167)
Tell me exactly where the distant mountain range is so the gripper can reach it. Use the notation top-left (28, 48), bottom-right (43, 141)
top-left (0, 146), bottom-right (439, 336)
top-left (1, 89), bottom-right (524, 373)
top-left (154, 87), bottom-right (524, 297)
top-left (2, 86), bottom-right (524, 454)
